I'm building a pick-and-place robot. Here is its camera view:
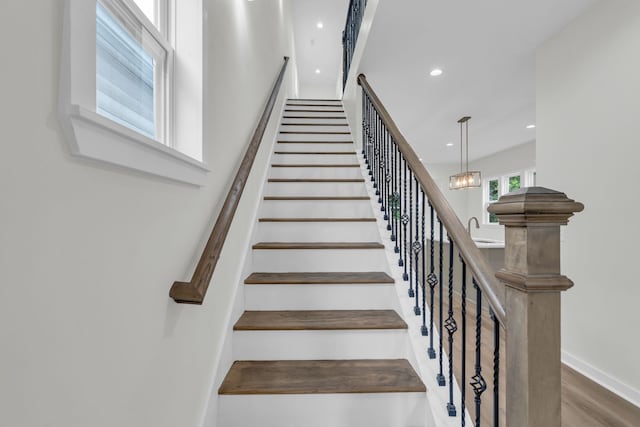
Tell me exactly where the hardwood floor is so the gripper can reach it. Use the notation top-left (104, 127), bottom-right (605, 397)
top-left (430, 292), bottom-right (640, 426)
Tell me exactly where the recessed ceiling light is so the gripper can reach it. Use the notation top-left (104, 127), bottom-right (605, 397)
top-left (315, 69), bottom-right (321, 74)
top-left (526, 124), bottom-right (536, 129)
top-left (430, 68), bottom-right (443, 77)
top-left (446, 142), bottom-right (454, 147)
top-left (317, 22), bottom-right (324, 29)
top-left (419, 158), bottom-right (423, 162)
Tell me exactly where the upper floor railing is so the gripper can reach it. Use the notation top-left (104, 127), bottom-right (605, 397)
top-left (170, 57), bottom-right (289, 304)
top-left (358, 73), bottom-right (583, 427)
top-left (342, 0), bottom-right (367, 89)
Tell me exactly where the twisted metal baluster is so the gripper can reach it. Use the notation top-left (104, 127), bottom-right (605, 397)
top-left (361, 90), bottom-right (365, 156)
top-left (445, 234), bottom-right (457, 416)
top-left (421, 190), bottom-right (427, 334)
top-left (471, 278), bottom-right (487, 427)
top-left (437, 218), bottom-right (445, 386)
top-left (408, 169), bottom-right (414, 291)
top-left (413, 175), bottom-right (421, 313)
top-left (401, 160), bottom-right (409, 275)
top-left (384, 126), bottom-right (392, 231)
top-left (376, 115), bottom-right (382, 202)
top-left (373, 112), bottom-right (379, 191)
top-left (461, 257), bottom-right (467, 427)
top-left (492, 308), bottom-right (500, 427)
top-left (390, 136), bottom-right (397, 243)
top-left (394, 143), bottom-right (400, 252)
top-left (427, 203), bottom-right (437, 358)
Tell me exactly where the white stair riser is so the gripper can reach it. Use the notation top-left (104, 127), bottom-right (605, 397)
top-left (278, 133), bottom-right (352, 142)
top-left (275, 143), bottom-right (355, 152)
top-left (244, 284), bottom-right (399, 311)
top-left (260, 200), bottom-right (373, 217)
top-left (284, 105), bottom-right (344, 112)
top-left (287, 100), bottom-right (342, 106)
top-left (283, 111), bottom-right (347, 118)
top-left (272, 154), bottom-right (358, 164)
top-left (265, 182), bottom-right (367, 197)
top-left (233, 330), bottom-right (409, 360)
top-left (255, 222), bottom-right (380, 242)
top-left (280, 125), bottom-right (351, 133)
top-left (218, 393), bottom-right (426, 427)
top-left (252, 248), bottom-right (387, 272)
top-left (281, 117), bottom-right (347, 125)
top-left (268, 166), bottom-right (362, 180)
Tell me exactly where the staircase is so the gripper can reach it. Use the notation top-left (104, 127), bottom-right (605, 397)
top-left (217, 99), bottom-right (428, 427)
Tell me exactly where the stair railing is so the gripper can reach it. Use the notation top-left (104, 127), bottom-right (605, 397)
top-left (342, 0), bottom-right (368, 89)
top-left (170, 57), bottom-right (290, 305)
top-left (358, 74), bottom-right (583, 427)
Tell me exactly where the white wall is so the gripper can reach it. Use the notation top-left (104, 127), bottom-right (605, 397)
top-left (0, 1), bottom-right (296, 426)
top-left (466, 141), bottom-right (536, 241)
top-left (537, 0), bottom-right (640, 403)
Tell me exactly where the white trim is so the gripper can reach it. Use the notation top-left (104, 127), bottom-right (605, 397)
top-left (65, 105), bottom-right (209, 185)
top-left (60, 0), bottom-right (204, 182)
top-left (562, 350), bottom-right (640, 409)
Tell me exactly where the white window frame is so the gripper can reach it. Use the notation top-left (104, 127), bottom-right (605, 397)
top-left (98, 0), bottom-right (173, 143)
top-left (483, 169), bottom-right (536, 225)
top-left (59, 0), bottom-right (207, 186)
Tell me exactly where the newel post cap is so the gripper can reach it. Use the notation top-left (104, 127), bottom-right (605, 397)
top-left (488, 187), bottom-right (584, 226)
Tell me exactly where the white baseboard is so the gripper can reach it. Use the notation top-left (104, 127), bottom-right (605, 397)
top-left (562, 350), bottom-right (640, 409)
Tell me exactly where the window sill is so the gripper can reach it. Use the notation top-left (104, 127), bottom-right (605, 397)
top-left (63, 105), bottom-right (209, 186)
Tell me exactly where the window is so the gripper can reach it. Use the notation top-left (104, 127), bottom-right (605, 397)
top-left (60, 0), bottom-right (206, 185)
top-left (483, 169), bottom-right (535, 224)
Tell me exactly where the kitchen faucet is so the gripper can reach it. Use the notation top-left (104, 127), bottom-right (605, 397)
top-left (467, 216), bottom-right (479, 234)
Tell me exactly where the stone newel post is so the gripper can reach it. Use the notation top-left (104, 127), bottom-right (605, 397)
top-left (488, 187), bottom-right (584, 427)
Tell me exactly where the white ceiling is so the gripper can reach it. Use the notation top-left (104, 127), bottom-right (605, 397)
top-left (290, 0), bottom-right (350, 98)
top-left (357, 0), bottom-right (598, 163)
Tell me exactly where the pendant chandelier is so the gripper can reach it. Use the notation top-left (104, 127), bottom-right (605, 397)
top-left (449, 116), bottom-right (481, 190)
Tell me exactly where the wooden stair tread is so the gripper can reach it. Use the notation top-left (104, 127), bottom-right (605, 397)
top-left (280, 131), bottom-right (351, 135)
top-left (268, 178), bottom-right (364, 183)
top-left (286, 103), bottom-right (343, 107)
top-left (234, 310), bottom-right (407, 331)
top-left (285, 109), bottom-right (345, 113)
top-left (252, 242), bottom-right (384, 250)
top-left (281, 123), bottom-right (349, 126)
top-left (274, 151), bottom-right (356, 155)
top-left (218, 359), bottom-right (426, 395)
top-left (244, 272), bottom-right (394, 284)
top-left (264, 196), bottom-right (370, 201)
top-left (271, 164), bottom-right (360, 168)
top-left (259, 218), bottom-right (376, 222)
top-left (282, 116), bottom-right (346, 119)
top-left (277, 140), bottom-right (353, 144)
top-left (288, 98), bottom-right (341, 102)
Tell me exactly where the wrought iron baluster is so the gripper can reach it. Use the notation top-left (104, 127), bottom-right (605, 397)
top-left (461, 257), bottom-right (467, 427)
top-left (381, 123), bottom-right (387, 215)
top-left (390, 136), bottom-right (397, 243)
top-left (413, 175), bottom-right (421, 314)
top-left (373, 111), bottom-right (379, 190)
top-left (427, 203), bottom-right (437, 358)
top-left (408, 169), bottom-right (414, 291)
top-left (421, 190), bottom-right (427, 333)
top-left (492, 308), bottom-right (500, 427)
top-left (385, 128), bottom-right (392, 231)
top-left (437, 218), bottom-right (445, 386)
top-left (394, 143), bottom-right (400, 253)
top-left (401, 160), bottom-right (408, 274)
top-left (361, 91), bottom-right (365, 155)
top-left (471, 278), bottom-right (487, 427)
top-left (446, 234), bottom-right (457, 416)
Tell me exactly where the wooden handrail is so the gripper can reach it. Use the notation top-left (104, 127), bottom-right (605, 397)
top-left (358, 74), bottom-right (506, 324)
top-left (170, 57), bottom-right (290, 304)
